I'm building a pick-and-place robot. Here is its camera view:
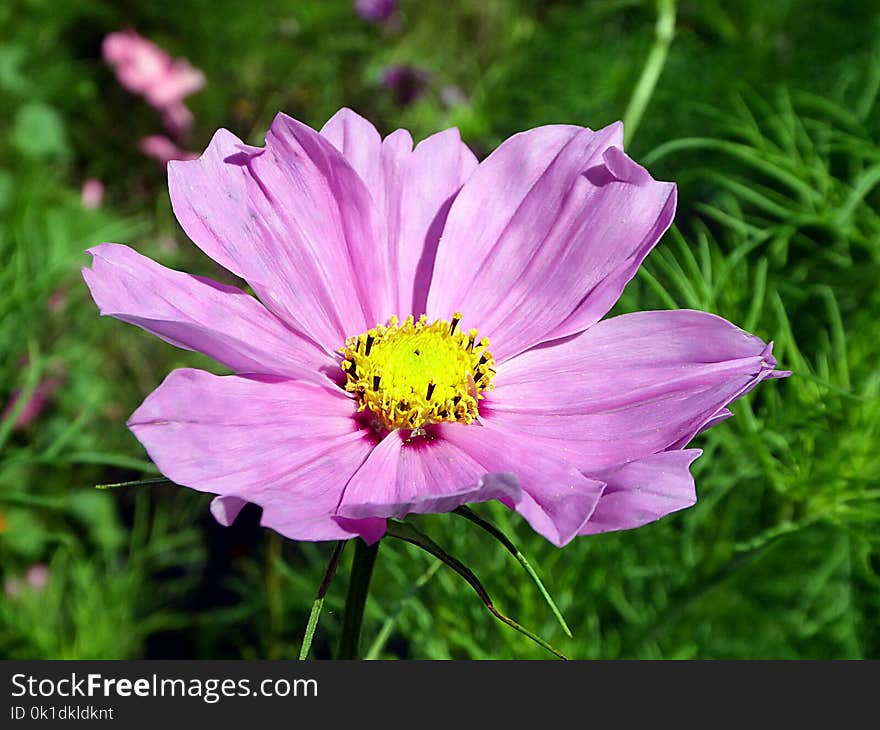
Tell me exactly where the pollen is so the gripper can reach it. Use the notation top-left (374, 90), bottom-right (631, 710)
top-left (340, 313), bottom-right (495, 431)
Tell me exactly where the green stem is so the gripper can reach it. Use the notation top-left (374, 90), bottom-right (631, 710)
top-left (299, 541), bottom-right (346, 660)
top-left (336, 539), bottom-right (380, 659)
top-left (266, 533), bottom-right (282, 659)
top-left (364, 559), bottom-right (442, 660)
top-left (622, 0), bottom-right (676, 145)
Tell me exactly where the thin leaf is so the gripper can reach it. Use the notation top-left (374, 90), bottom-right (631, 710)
top-left (95, 476), bottom-right (174, 490)
top-left (385, 520), bottom-right (568, 659)
top-left (454, 506), bottom-right (572, 638)
top-left (299, 541), bottom-right (346, 660)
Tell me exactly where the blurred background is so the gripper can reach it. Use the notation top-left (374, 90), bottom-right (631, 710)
top-left (1, 0), bottom-right (879, 659)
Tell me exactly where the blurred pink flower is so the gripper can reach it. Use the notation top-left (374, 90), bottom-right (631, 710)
top-left (4, 564), bottom-right (50, 598)
top-left (161, 103), bottom-right (195, 139)
top-left (103, 29), bottom-right (204, 137)
top-left (3, 377), bottom-right (63, 430)
top-left (26, 564), bottom-right (50, 591)
top-left (47, 289), bottom-right (68, 312)
top-left (81, 178), bottom-right (104, 209)
top-left (140, 135), bottom-right (199, 167)
top-left (355, 0), bottom-right (397, 23)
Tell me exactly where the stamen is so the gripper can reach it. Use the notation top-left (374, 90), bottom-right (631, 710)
top-left (450, 312), bottom-right (462, 335)
top-left (340, 313), bottom-right (495, 431)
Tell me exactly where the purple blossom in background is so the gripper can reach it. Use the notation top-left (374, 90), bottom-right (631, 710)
top-left (84, 108), bottom-right (788, 548)
top-left (355, 0), bottom-right (397, 23)
top-left (25, 564), bottom-right (50, 590)
top-left (47, 289), bottom-right (67, 312)
top-left (139, 135), bottom-right (199, 167)
top-left (382, 65), bottom-right (431, 106)
top-left (3, 376), bottom-right (63, 431)
top-left (81, 178), bottom-right (104, 209)
top-left (4, 564), bottom-right (50, 598)
top-left (103, 29), bottom-right (205, 139)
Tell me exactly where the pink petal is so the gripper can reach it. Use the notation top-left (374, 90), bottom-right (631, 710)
top-left (426, 123), bottom-right (675, 361)
top-left (210, 495), bottom-right (248, 526)
top-left (485, 309), bottom-right (785, 470)
top-left (441, 423), bottom-right (606, 547)
top-left (168, 115), bottom-right (387, 354)
top-left (320, 108), bottom-right (384, 193)
top-left (129, 369), bottom-right (383, 542)
top-left (321, 108), bottom-right (478, 314)
top-left (83, 244), bottom-right (332, 382)
top-left (336, 426), bottom-right (520, 520)
top-left (579, 449), bottom-right (701, 535)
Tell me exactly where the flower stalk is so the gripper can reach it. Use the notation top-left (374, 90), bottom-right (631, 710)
top-left (622, 0), bottom-right (677, 145)
top-left (336, 539), bottom-right (380, 659)
top-left (299, 541), bottom-right (347, 660)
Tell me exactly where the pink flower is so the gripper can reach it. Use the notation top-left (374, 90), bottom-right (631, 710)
top-left (3, 564), bottom-right (50, 598)
top-left (47, 289), bottom-right (68, 312)
top-left (160, 103), bottom-right (195, 139)
top-left (83, 109), bottom-right (788, 547)
top-left (355, 0), bottom-right (397, 23)
top-left (25, 564), bottom-right (50, 591)
top-left (3, 377), bottom-right (63, 430)
top-left (139, 135), bottom-right (199, 167)
top-left (81, 178), bottom-right (104, 209)
top-left (102, 29), bottom-right (204, 137)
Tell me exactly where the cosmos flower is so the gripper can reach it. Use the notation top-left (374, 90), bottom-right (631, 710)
top-left (102, 29), bottom-right (204, 137)
top-left (83, 108), bottom-right (787, 547)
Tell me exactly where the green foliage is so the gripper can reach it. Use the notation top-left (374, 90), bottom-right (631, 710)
top-left (1, 0), bottom-right (878, 659)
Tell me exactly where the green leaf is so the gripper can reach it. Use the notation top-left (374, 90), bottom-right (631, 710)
top-left (11, 102), bottom-right (70, 160)
top-left (454, 506), bottom-right (572, 638)
top-left (95, 477), bottom-right (174, 490)
top-left (299, 541), bottom-right (346, 660)
top-left (385, 520), bottom-right (568, 659)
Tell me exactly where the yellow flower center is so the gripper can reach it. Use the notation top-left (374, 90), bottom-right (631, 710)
top-left (340, 313), bottom-right (495, 432)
